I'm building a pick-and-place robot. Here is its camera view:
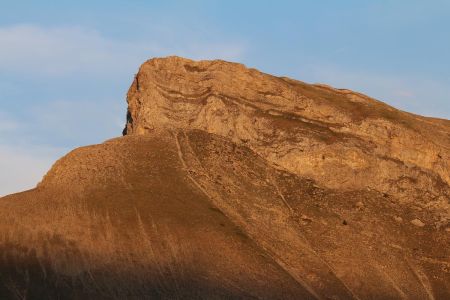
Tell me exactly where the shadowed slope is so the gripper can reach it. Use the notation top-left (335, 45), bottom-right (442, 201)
top-left (0, 133), bottom-right (315, 299)
top-left (0, 130), bottom-right (448, 299)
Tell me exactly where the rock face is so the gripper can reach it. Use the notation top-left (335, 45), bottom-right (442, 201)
top-left (125, 56), bottom-right (450, 212)
top-left (0, 56), bottom-right (449, 299)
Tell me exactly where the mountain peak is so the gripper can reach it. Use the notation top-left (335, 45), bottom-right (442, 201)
top-left (1, 57), bottom-right (448, 299)
top-left (123, 56), bottom-right (449, 210)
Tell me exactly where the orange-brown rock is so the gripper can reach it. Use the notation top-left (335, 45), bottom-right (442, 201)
top-left (0, 56), bottom-right (449, 299)
top-left (125, 57), bottom-right (450, 212)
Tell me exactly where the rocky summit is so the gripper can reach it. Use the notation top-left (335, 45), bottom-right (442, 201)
top-left (0, 56), bottom-right (449, 299)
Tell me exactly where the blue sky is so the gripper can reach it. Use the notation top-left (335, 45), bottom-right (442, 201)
top-left (1, 0), bottom-right (449, 195)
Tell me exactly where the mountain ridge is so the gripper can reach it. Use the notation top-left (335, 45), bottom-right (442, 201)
top-left (0, 56), bottom-right (448, 299)
top-left (123, 56), bottom-right (449, 217)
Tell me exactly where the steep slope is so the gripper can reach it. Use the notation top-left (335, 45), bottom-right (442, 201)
top-left (0, 56), bottom-right (449, 299)
top-left (124, 57), bottom-right (450, 213)
top-left (0, 133), bottom-right (318, 299)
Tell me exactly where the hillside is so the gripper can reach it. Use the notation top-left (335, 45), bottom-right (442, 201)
top-left (0, 56), bottom-right (449, 299)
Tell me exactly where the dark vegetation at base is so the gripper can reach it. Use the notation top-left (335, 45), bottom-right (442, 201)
top-left (0, 246), bottom-right (252, 300)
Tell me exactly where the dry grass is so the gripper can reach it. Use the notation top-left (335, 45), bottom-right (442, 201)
top-left (0, 129), bottom-right (448, 299)
top-left (0, 193), bottom-right (199, 299)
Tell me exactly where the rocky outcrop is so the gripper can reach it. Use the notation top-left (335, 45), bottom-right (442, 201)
top-left (124, 56), bottom-right (449, 219)
top-left (0, 56), bottom-right (449, 299)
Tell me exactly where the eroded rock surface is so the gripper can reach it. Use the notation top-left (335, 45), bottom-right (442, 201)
top-left (0, 56), bottom-right (449, 299)
top-left (124, 56), bottom-right (450, 218)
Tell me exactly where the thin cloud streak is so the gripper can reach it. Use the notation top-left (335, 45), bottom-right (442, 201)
top-left (0, 24), bottom-right (247, 77)
top-left (0, 144), bottom-right (67, 197)
top-left (0, 23), bottom-right (247, 196)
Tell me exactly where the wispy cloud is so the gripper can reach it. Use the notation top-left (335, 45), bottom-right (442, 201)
top-left (0, 23), bottom-right (247, 196)
top-left (0, 109), bottom-right (65, 196)
top-left (0, 143), bottom-right (67, 197)
top-left (0, 98), bottom-right (126, 196)
top-left (0, 24), bottom-right (247, 77)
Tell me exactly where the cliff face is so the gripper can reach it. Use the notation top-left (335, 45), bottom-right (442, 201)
top-left (0, 57), bottom-right (449, 299)
top-left (124, 56), bottom-right (449, 219)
